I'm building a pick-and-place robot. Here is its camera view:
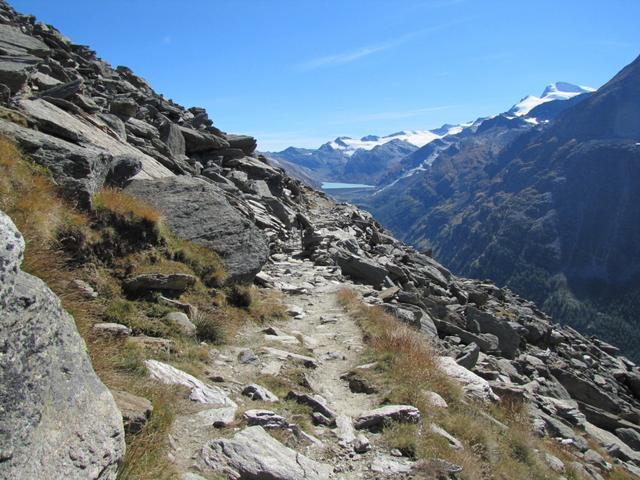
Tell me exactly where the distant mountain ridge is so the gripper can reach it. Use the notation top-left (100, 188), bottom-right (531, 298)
top-left (267, 82), bottom-right (594, 187)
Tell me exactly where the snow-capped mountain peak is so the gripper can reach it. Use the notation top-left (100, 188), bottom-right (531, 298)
top-left (324, 127), bottom-right (463, 156)
top-left (509, 82), bottom-right (595, 117)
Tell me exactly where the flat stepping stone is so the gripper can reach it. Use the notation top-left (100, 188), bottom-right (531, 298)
top-left (354, 405), bottom-right (421, 432)
top-left (262, 347), bottom-right (318, 368)
top-left (202, 426), bottom-right (332, 480)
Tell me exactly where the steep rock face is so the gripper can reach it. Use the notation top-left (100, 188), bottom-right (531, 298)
top-left (368, 55), bottom-right (640, 358)
top-left (125, 176), bottom-right (269, 283)
top-left (0, 211), bottom-right (125, 479)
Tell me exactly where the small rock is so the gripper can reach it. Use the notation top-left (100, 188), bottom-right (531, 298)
top-left (312, 411), bottom-right (334, 427)
top-left (69, 279), bottom-right (98, 299)
top-left (353, 434), bottom-right (372, 453)
top-left (242, 384), bottom-right (279, 402)
top-left (112, 390), bottom-right (152, 434)
top-left (165, 311), bottom-right (196, 336)
top-left (543, 452), bottom-right (565, 473)
top-left (92, 322), bottom-right (131, 337)
top-left (341, 370), bottom-right (378, 394)
top-left (129, 335), bottom-right (175, 353)
top-left (238, 348), bottom-right (259, 364)
top-left (262, 347), bottom-right (319, 368)
top-left (354, 405), bottom-right (421, 432)
top-left (244, 409), bottom-right (289, 429)
top-left (123, 273), bottom-right (197, 295)
top-left (286, 391), bottom-right (337, 421)
top-left (424, 391), bottom-right (448, 409)
top-left (285, 304), bottom-right (305, 318)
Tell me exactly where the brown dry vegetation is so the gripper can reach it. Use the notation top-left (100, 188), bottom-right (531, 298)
top-left (0, 137), bottom-right (286, 479)
top-left (337, 287), bottom-right (633, 480)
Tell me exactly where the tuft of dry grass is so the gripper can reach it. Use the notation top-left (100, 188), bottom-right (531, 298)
top-left (338, 287), bottom-right (583, 480)
top-left (93, 187), bottom-right (161, 224)
top-left (337, 288), bottom-right (461, 406)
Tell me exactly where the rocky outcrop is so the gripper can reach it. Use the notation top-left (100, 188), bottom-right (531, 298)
top-left (125, 176), bottom-right (269, 283)
top-left (0, 210), bottom-right (125, 479)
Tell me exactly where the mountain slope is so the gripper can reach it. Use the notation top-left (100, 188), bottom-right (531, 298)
top-left (368, 54), bottom-right (640, 358)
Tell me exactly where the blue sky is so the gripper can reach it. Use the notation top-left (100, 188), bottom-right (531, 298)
top-left (11, 0), bottom-right (640, 151)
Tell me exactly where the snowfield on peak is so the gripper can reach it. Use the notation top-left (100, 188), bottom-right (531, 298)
top-left (327, 126), bottom-right (463, 156)
top-left (509, 81), bottom-right (595, 117)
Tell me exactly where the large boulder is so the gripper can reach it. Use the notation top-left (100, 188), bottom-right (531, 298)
top-left (125, 176), bottom-right (269, 282)
top-left (0, 211), bottom-right (125, 479)
top-left (202, 426), bottom-right (332, 480)
top-left (178, 126), bottom-right (229, 153)
top-left (465, 306), bottom-right (524, 358)
top-left (335, 251), bottom-right (389, 287)
top-left (0, 24), bottom-right (50, 57)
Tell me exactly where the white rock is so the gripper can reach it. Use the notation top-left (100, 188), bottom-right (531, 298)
top-left (262, 347), bottom-right (318, 368)
top-left (424, 390), bottom-right (448, 409)
top-left (92, 322), bottom-right (131, 337)
top-left (203, 426), bottom-right (332, 480)
top-left (196, 407), bottom-right (236, 427)
top-left (144, 360), bottom-right (236, 407)
top-left (438, 356), bottom-right (500, 402)
top-left (165, 311), bottom-right (196, 336)
top-left (244, 409), bottom-right (289, 429)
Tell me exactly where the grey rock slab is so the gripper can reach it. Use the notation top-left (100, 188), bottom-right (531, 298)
top-left (124, 273), bottom-right (197, 294)
top-left (244, 409), bottom-right (289, 429)
top-left (354, 405), bottom-right (421, 432)
top-left (424, 390), bottom-right (448, 409)
top-left (226, 133), bottom-right (257, 155)
top-left (544, 452), bottom-right (566, 473)
top-left (466, 306), bottom-right (524, 358)
top-left (92, 322), bottom-right (131, 337)
top-left (112, 390), bottom-right (153, 434)
top-left (0, 211), bottom-right (124, 479)
top-left (0, 210), bottom-right (24, 307)
top-left (196, 407), bottom-right (237, 428)
top-left (16, 98), bottom-right (172, 180)
top-left (0, 118), bottom-right (113, 206)
top-left (616, 427), bottom-right (640, 451)
top-left (125, 176), bottom-right (269, 283)
top-left (335, 415), bottom-right (357, 446)
top-left (0, 24), bottom-right (50, 56)
top-left (369, 455), bottom-right (413, 475)
top-left (242, 384), bottom-right (279, 402)
top-left (262, 347), bottom-right (319, 368)
top-left (335, 252), bottom-right (389, 287)
top-left (144, 360), bottom-right (237, 407)
top-left (286, 391), bottom-right (337, 420)
top-left (585, 422), bottom-right (640, 464)
top-left (438, 356), bottom-right (500, 402)
top-left (179, 125), bottom-right (229, 153)
top-left (0, 54), bottom-right (40, 92)
top-left (202, 425), bottom-right (332, 480)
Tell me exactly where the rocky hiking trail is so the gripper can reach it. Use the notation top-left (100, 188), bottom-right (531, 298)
top-left (167, 245), bottom-right (420, 479)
